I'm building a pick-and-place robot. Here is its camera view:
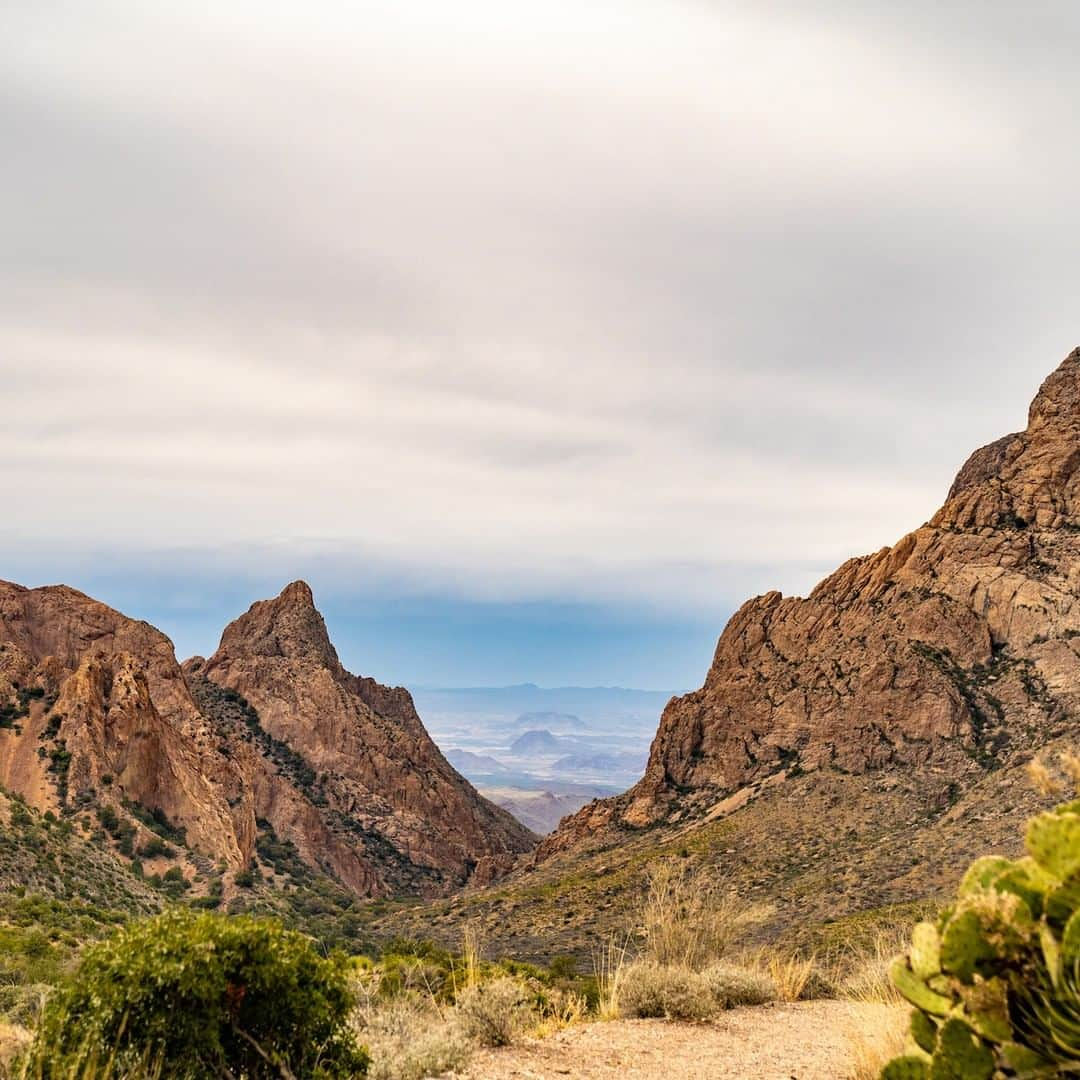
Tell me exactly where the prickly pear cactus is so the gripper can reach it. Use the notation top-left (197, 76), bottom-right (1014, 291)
top-left (883, 799), bottom-right (1080, 1078)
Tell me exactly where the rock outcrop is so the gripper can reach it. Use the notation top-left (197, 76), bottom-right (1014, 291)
top-left (0, 579), bottom-right (534, 896)
top-left (0, 582), bottom-right (255, 867)
top-left (188, 582), bottom-right (534, 892)
top-left (540, 348), bottom-right (1080, 856)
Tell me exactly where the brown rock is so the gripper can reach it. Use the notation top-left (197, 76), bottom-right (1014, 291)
top-left (539, 347), bottom-right (1080, 858)
top-left (0, 581), bottom-right (255, 867)
top-left (0, 579), bottom-right (535, 897)
top-left (193, 581), bottom-right (535, 891)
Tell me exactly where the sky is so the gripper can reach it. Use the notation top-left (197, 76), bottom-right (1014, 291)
top-left (3, 2), bottom-right (1079, 689)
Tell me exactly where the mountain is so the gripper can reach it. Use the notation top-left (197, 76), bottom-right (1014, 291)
top-left (0, 580), bottom-right (533, 904)
top-left (375, 348), bottom-right (1080, 960)
top-left (541, 348), bottom-right (1080, 855)
top-left (508, 730), bottom-right (569, 755)
top-left (187, 581), bottom-right (533, 891)
top-left (0, 580), bottom-right (255, 868)
top-left (489, 791), bottom-right (595, 835)
top-left (550, 751), bottom-right (647, 775)
top-left (445, 749), bottom-right (512, 775)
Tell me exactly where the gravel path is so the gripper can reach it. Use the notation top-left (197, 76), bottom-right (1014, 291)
top-left (457, 1001), bottom-right (896, 1080)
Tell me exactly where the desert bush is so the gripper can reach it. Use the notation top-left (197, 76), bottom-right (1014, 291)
top-left (0, 1024), bottom-right (31, 1080)
top-left (617, 961), bottom-right (716, 1021)
top-left (638, 860), bottom-right (769, 971)
top-left (455, 976), bottom-right (533, 1047)
top-left (21, 909), bottom-right (368, 1079)
top-left (352, 998), bottom-right (469, 1080)
top-left (703, 964), bottom-right (778, 1009)
top-left (884, 783), bottom-right (1080, 1078)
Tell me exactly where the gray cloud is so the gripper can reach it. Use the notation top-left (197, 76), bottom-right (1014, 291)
top-left (2, 1), bottom-right (1078, 618)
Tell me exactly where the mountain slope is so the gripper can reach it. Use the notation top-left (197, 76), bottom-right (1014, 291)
top-left (0, 579), bottom-right (533, 904)
top-left (543, 347), bottom-right (1080, 853)
top-left (187, 581), bottom-right (534, 892)
top-left (0, 581), bottom-right (256, 867)
top-left (374, 348), bottom-right (1080, 959)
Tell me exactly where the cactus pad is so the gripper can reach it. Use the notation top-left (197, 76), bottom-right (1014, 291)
top-left (1026, 810), bottom-right (1080, 881)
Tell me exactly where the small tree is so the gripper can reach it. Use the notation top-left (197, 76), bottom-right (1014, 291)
top-left (25, 909), bottom-right (368, 1078)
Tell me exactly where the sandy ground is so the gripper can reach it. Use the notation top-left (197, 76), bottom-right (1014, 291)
top-left (456, 1001), bottom-right (898, 1080)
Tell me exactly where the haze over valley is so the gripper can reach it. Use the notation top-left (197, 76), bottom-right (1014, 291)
top-left (5, 3), bottom-right (1080, 1077)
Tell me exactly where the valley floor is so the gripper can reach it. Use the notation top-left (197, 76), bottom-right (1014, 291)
top-left (454, 1001), bottom-right (898, 1080)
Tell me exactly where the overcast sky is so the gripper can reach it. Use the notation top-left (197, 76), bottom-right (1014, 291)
top-left (3, 2), bottom-right (1078, 688)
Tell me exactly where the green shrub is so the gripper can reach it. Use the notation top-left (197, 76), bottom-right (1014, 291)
top-left (136, 836), bottom-right (172, 860)
top-left (616, 961), bottom-right (716, 1021)
top-left (702, 964), bottom-right (777, 1009)
top-left (353, 999), bottom-right (470, 1080)
top-left (454, 976), bottom-right (533, 1047)
top-left (23, 909), bottom-right (368, 1078)
top-left (884, 794), bottom-right (1080, 1078)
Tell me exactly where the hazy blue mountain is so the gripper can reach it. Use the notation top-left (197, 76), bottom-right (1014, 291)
top-left (508, 730), bottom-right (572, 755)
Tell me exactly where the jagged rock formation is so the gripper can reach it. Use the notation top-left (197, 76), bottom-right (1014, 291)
top-left (540, 348), bottom-right (1080, 857)
top-left (0, 582), bottom-right (255, 867)
top-left (0, 579), bottom-right (533, 898)
top-left (187, 582), bottom-right (534, 892)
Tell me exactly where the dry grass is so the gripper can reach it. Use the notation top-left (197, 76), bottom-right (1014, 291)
top-left (455, 977), bottom-right (533, 1048)
top-left (638, 860), bottom-right (771, 971)
top-left (838, 929), bottom-right (908, 1006)
top-left (0, 1025), bottom-right (30, 1080)
top-left (592, 934), bottom-right (632, 1021)
top-left (843, 1005), bottom-right (909, 1080)
top-left (10, 1038), bottom-right (165, 1080)
top-left (460, 923), bottom-right (483, 992)
top-left (764, 953), bottom-right (817, 1002)
top-left (530, 988), bottom-right (588, 1038)
top-left (1028, 746), bottom-right (1080, 798)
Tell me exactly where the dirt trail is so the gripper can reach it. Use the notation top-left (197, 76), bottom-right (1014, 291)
top-left (457, 1001), bottom-right (897, 1080)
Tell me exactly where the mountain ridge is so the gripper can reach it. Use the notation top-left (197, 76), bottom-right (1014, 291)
top-left (0, 579), bottom-right (533, 904)
top-left (536, 348), bottom-right (1080, 860)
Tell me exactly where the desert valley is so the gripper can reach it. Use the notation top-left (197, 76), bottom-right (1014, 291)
top-left (3, 351), bottom-right (1080, 1077)
top-left (5, 3), bottom-right (1080, 1076)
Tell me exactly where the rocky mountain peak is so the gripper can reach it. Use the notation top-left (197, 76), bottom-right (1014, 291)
top-left (1028, 346), bottom-right (1080, 430)
top-left (539, 347), bottom-right (1080, 854)
top-left (198, 582), bottom-right (535, 890)
top-left (214, 580), bottom-right (340, 670)
top-left (935, 347), bottom-right (1080, 532)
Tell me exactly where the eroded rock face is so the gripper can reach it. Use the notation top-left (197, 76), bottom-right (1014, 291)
top-left (192, 581), bottom-right (535, 891)
top-left (0, 580), bottom-right (535, 895)
top-left (0, 582), bottom-right (255, 867)
top-left (540, 348), bottom-right (1080, 857)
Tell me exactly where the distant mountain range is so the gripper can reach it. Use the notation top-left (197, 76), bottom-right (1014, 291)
top-left (413, 684), bottom-right (670, 829)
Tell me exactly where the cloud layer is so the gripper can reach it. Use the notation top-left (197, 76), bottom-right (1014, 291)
top-left (3, 1), bottom-right (1079, 640)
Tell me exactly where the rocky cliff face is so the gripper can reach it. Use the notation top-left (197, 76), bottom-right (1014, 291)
top-left (540, 348), bottom-right (1080, 857)
top-left (187, 581), bottom-right (534, 892)
top-left (0, 580), bottom-right (533, 897)
top-left (0, 582), bottom-right (255, 867)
